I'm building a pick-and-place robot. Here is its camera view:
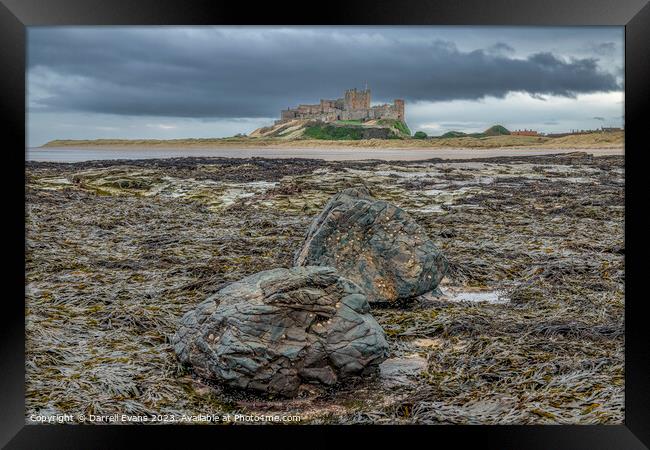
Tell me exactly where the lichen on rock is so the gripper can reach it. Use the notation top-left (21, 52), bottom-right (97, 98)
top-left (172, 266), bottom-right (388, 397)
top-left (294, 186), bottom-right (448, 304)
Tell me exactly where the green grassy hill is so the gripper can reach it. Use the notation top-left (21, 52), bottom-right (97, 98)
top-left (377, 119), bottom-right (411, 137)
top-left (438, 124), bottom-right (511, 139)
top-left (482, 125), bottom-right (511, 136)
top-left (303, 124), bottom-right (366, 140)
top-left (440, 131), bottom-right (468, 138)
top-left (251, 118), bottom-right (412, 141)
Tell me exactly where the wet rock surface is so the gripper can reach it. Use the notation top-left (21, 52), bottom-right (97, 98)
top-left (172, 266), bottom-right (388, 397)
top-left (295, 187), bottom-right (448, 304)
top-left (379, 355), bottom-right (428, 387)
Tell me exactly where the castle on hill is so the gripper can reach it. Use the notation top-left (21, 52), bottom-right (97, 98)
top-left (276, 87), bottom-right (405, 125)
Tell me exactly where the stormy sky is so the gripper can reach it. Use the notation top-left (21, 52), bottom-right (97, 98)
top-left (27, 26), bottom-right (624, 146)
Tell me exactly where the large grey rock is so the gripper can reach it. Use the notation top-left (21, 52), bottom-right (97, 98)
top-left (295, 187), bottom-right (447, 304)
top-left (172, 266), bottom-right (388, 397)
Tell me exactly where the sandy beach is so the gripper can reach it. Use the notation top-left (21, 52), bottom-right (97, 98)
top-left (27, 146), bottom-right (624, 162)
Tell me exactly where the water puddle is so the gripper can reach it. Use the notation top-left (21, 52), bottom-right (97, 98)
top-left (423, 287), bottom-right (509, 305)
top-left (33, 176), bottom-right (73, 189)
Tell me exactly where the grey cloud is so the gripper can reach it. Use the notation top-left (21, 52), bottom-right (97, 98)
top-left (589, 42), bottom-right (617, 55)
top-left (28, 28), bottom-right (621, 119)
top-left (487, 42), bottom-right (515, 55)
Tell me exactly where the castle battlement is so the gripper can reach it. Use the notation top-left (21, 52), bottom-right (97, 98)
top-left (277, 88), bottom-right (404, 125)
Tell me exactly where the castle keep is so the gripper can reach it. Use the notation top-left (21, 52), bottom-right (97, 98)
top-left (277, 88), bottom-right (405, 124)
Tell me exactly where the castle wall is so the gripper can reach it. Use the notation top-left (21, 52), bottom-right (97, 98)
top-left (368, 104), bottom-right (393, 120)
top-left (278, 89), bottom-right (404, 124)
top-left (367, 101), bottom-right (404, 121)
top-left (341, 109), bottom-right (370, 121)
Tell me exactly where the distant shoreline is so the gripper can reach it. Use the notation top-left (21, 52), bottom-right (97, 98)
top-left (41, 131), bottom-right (624, 150)
top-left (28, 146), bottom-right (623, 164)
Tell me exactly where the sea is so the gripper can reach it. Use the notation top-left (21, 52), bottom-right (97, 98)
top-left (26, 146), bottom-right (623, 163)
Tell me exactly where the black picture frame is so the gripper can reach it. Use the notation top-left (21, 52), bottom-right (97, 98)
top-left (2, 0), bottom-right (648, 448)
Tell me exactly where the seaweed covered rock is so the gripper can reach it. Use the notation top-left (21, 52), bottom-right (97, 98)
top-left (294, 187), bottom-right (447, 304)
top-left (172, 266), bottom-right (388, 397)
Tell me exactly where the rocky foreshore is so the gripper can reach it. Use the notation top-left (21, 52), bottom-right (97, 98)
top-left (173, 186), bottom-right (448, 396)
top-left (26, 153), bottom-right (624, 423)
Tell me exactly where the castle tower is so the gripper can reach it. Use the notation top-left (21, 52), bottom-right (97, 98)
top-left (344, 88), bottom-right (371, 111)
top-left (393, 99), bottom-right (405, 121)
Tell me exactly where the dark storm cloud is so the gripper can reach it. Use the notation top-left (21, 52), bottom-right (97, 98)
top-left (28, 28), bottom-right (621, 119)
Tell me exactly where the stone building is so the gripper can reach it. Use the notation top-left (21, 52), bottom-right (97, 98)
top-left (277, 88), bottom-right (405, 124)
top-left (511, 129), bottom-right (539, 136)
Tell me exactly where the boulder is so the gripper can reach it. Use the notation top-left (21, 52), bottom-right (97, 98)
top-left (172, 266), bottom-right (388, 397)
top-left (294, 187), bottom-right (447, 304)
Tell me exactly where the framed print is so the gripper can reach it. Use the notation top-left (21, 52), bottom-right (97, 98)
top-left (2, 0), bottom-right (649, 448)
